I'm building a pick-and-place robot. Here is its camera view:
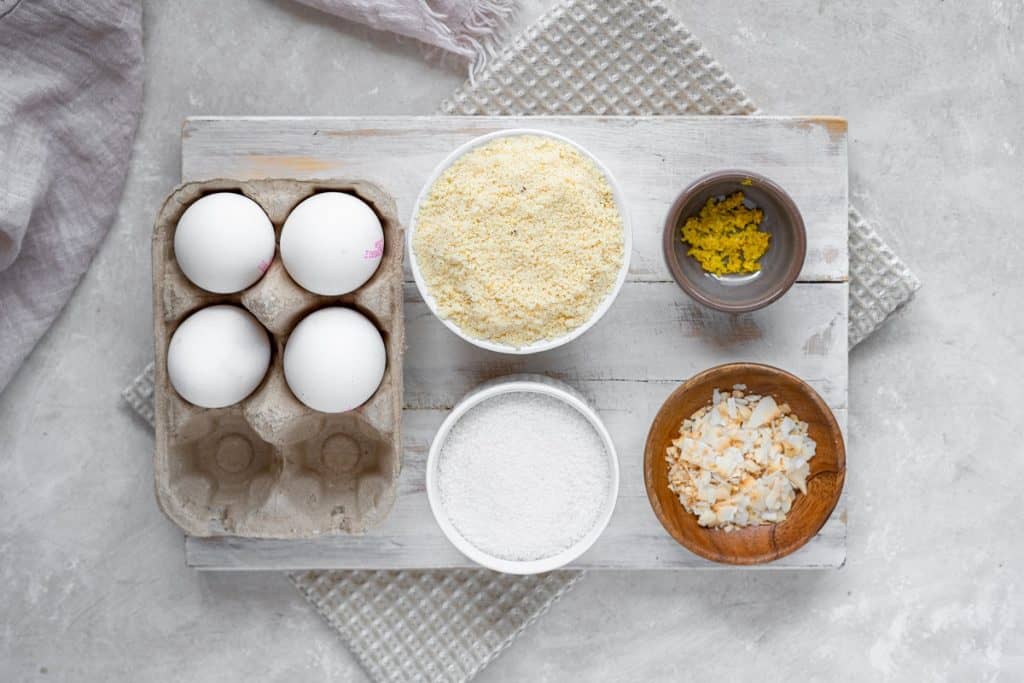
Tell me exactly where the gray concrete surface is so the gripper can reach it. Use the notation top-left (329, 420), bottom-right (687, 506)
top-left (2, 0), bottom-right (1022, 680)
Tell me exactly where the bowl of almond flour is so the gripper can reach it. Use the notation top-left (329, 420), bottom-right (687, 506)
top-left (426, 375), bottom-right (620, 574)
top-left (409, 129), bottom-right (631, 354)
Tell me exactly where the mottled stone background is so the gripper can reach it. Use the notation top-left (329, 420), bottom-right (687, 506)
top-left (1, 1), bottom-right (1021, 680)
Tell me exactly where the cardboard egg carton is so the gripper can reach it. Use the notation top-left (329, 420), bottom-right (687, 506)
top-left (152, 179), bottom-right (404, 538)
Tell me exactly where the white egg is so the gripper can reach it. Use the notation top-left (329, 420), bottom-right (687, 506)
top-left (167, 305), bottom-right (271, 408)
top-left (280, 193), bottom-right (384, 295)
top-left (284, 307), bottom-right (386, 413)
top-left (174, 193), bottom-right (276, 294)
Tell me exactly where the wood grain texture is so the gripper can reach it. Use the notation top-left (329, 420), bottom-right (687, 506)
top-left (179, 115), bottom-right (848, 570)
top-left (643, 364), bottom-right (846, 566)
top-left (401, 281), bottom-right (848, 409)
top-left (182, 116), bottom-right (848, 283)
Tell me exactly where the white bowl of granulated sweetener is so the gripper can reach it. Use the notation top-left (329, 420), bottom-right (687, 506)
top-left (426, 375), bottom-right (619, 574)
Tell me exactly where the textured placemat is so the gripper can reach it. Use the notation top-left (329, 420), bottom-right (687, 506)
top-left (125, 1), bottom-right (919, 681)
top-left (292, 569), bottom-right (581, 682)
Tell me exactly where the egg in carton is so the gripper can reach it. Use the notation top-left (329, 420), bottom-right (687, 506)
top-left (152, 179), bottom-right (403, 538)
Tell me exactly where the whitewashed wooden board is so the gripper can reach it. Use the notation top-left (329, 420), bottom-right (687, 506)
top-left (179, 116), bottom-right (849, 570)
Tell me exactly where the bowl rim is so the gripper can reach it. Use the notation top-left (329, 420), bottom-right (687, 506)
top-left (642, 362), bottom-right (846, 565)
top-left (425, 375), bottom-right (620, 574)
top-left (662, 169), bottom-right (807, 314)
top-left (408, 128), bottom-right (632, 354)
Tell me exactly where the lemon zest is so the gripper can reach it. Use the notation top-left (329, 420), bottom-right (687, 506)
top-left (680, 192), bottom-right (770, 275)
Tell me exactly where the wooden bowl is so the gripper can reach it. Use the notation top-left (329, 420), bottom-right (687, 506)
top-left (643, 363), bottom-right (845, 565)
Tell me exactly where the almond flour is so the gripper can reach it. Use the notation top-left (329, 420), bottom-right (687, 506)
top-left (413, 135), bottom-right (624, 347)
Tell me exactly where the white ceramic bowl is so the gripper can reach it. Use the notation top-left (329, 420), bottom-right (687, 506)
top-left (408, 129), bottom-right (632, 354)
top-left (425, 375), bottom-right (620, 575)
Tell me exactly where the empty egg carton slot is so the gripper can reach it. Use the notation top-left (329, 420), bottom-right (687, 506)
top-left (282, 413), bottom-right (397, 531)
top-left (165, 412), bottom-right (281, 534)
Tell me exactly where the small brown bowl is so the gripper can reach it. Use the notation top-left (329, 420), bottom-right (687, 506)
top-left (643, 363), bottom-right (845, 565)
top-left (663, 170), bottom-right (806, 313)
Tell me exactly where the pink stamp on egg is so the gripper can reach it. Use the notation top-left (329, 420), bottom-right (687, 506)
top-left (363, 239), bottom-right (384, 260)
top-left (257, 259), bottom-right (271, 273)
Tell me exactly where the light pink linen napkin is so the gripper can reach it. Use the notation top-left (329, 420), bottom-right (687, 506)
top-left (0, 0), bottom-right (143, 394)
top-left (0, 0), bottom-right (512, 397)
top-left (294, 0), bottom-right (517, 75)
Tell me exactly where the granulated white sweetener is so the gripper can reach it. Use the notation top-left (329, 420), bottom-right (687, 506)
top-left (437, 391), bottom-right (612, 561)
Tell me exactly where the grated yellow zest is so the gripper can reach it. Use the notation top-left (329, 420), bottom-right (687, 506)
top-left (680, 192), bottom-right (770, 275)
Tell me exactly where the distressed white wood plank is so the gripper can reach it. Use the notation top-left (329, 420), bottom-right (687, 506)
top-left (403, 281), bottom-right (848, 411)
top-left (187, 497), bottom-right (847, 570)
top-left (186, 380), bottom-right (847, 570)
top-left (180, 115), bottom-right (848, 570)
top-left (182, 115), bottom-right (848, 282)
